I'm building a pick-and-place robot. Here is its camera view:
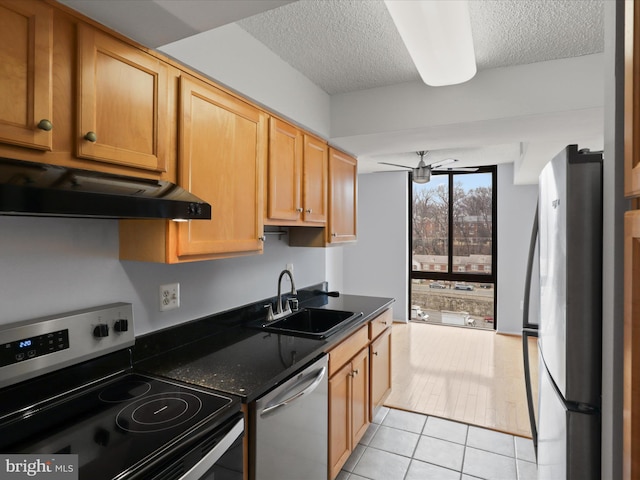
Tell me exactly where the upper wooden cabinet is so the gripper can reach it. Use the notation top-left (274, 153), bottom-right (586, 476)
top-left (327, 148), bottom-right (357, 243)
top-left (265, 117), bottom-right (327, 225)
top-left (266, 117), bottom-right (303, 222)
top-left (77, 24), bottom-right (171, 175)
top-left (288, 147), bottom-right (357, 247)
top-left (303, 134), bottom-right (329, 223)
top-left (176, 75), bottom-right (265, 259)
top-left (0, 0), bottom-right (53, 151)
top-left (119, 75), bottom-right (267, 263)
top-left (627, 0), bottom-right (640, 197)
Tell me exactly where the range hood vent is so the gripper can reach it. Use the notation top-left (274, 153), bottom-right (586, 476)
top-left (0, 158), bottom-right (211, 220)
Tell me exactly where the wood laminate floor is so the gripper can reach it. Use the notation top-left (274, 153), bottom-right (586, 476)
top-left (384, 321), bottom-right (538, 438)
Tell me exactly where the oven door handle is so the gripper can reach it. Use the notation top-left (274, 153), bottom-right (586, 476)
top-left (179, 417), bottom-right (244, 480)
top-left (260, 366), bottom-right (327, 418)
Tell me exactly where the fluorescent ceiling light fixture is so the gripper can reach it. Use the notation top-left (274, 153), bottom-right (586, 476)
top-left (384, 0), bottom-right (476, 87)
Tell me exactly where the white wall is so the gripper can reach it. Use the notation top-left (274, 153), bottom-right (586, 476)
top-left (496, 163), bottom-right (539, 334)
top-left (330, 54), bottom-right (603, 140)
top-left (0, 217), bottom-right (325, 335)
top-left (343, 171), bottom-right (409, 321)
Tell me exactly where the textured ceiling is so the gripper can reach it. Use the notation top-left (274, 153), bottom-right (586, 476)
top-left (238, 0), bottom-right (604, 95)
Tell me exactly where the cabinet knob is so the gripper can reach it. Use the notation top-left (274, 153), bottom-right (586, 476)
top-left (296, 207), bottom-right (303, 213)
top-left (305, 209), bottom-right (312, 214)
top-left (37, 119), bottom-right (53, 131)
top-left (258, 236), bottom-right (265, 241)
top-left (351, 368), bottom-right (359, 377)
top-left (84, 131), bottom-right (97, 142)
top-left (373, 351), bottom-right (379, 356)
top-left (332, 232), bottom-right (337, 237)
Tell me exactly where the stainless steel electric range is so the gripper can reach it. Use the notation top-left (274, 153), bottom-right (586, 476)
top-left (0, 303), bottom-right (243, 480)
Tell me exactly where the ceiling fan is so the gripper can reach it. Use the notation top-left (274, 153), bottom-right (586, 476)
top-left (378, 151), bottom-right (478, 184)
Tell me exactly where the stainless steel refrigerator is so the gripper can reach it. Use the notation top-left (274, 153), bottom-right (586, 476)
top-left (522, 144), bottom-right (602, 479)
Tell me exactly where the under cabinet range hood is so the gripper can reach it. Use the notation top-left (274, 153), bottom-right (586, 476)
top-left (0, 158), bottom-right (211, 220)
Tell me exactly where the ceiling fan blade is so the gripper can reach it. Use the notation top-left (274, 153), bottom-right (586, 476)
top-left (430, 158), bottom-right (458, 169)
top-left (378, 162), bottom-right (413, 169)
top-left (433, 167), bottom-right (479, 172)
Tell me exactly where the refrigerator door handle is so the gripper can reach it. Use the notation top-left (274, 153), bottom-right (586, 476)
top-left (522, 203), bottom-right (539, 454)
top-left (522, 202), bottom-right (539, 330)
top-left (523, 327), bottom-right (539, 456)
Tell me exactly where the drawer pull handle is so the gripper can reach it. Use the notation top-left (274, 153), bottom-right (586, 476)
top-left (37, 119), bottom-right (53, 131)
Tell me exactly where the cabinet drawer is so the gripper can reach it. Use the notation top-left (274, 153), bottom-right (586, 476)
top-left (369, 309), bottom-right (392, 340)
top-left (328, 325), bottom-right (368, 377)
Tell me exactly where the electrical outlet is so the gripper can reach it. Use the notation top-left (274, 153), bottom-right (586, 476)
top-left (160, 283), bottom-right (180, 311)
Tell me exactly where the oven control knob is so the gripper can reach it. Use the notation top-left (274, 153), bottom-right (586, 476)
top-left (93, 324), bottom-right (109, 338)
top-left (114, 319), bottom-right (128, 332)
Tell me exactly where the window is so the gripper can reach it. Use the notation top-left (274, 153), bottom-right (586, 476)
top-left (410, 166), bottom-right (497, 329)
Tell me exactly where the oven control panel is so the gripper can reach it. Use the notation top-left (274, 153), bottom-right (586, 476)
top-left (1, 329), bottom-right (70, 367)
top-left (0, 303), bottom-right (134, 389)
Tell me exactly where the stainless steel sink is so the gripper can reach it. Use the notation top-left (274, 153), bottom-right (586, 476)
top-left (261, 308), bottom-right (363, 339)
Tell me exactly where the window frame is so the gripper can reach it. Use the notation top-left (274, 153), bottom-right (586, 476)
top-left (408, 165), bottom-right (498, 326)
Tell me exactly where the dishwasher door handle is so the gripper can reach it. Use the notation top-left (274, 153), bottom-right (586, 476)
top-left (260, 366), bottom-right (327, 418)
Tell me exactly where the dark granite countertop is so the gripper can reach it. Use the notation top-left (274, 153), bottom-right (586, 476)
top-left (133, 284), bottom-right (394, 404)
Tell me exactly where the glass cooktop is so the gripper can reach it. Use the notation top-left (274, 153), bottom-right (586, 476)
top-left (0, 373), bottom-right (234, 479)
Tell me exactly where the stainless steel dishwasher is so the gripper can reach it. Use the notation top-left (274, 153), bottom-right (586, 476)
top-left (254, 354), bottom-right (328, 480)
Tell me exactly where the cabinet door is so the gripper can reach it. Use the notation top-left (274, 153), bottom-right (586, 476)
top-left (329, 362), bottom-right (352, 480)
top-left (624, 210), bottom-right (640, 479)
top-left (267, 117), bottom-right (302, 221)
top-left (302, 134), bottom-right (328, 224)
top-left (177, 75), bottom-right (265, 258)
top-left (626, 0), bottom-right (640, 197)
top-left (0, 0), bottom-right (52, 150)
top-left (370, 328), bottom-right (392, 413)
top-left (328, 148), bottom-right (357, 243)
top-left (351, 348), bottom-right (370, 445)
top-left (77, 25), bottom-right (170, 174)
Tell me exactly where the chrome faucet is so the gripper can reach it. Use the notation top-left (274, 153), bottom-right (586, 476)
top-left (265, 269), bottom-right (298, 322)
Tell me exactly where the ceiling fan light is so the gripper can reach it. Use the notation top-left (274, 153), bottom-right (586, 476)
top-left (413, 167), bottom-right (431, 184)
top-left (384, 0), bottom-right (477, 87)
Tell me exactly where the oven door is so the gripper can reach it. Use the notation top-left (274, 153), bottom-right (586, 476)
top-left (181, 415), bottom-right (244, 480)
top-left (135, 413), bottom-right (244, 480)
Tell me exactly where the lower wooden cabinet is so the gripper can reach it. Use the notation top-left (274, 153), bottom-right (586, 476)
top-left (327, 309), bottom-right (393, 480)
top-left (625, 210), bottom-right (640, 478)
top-left (370, 327), bottom-right (392, 414)
top-left (328, 347), bottom-right (369, 480)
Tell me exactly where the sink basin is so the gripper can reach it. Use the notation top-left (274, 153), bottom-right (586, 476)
top-left (261, 308), bottom-right (363, 339)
